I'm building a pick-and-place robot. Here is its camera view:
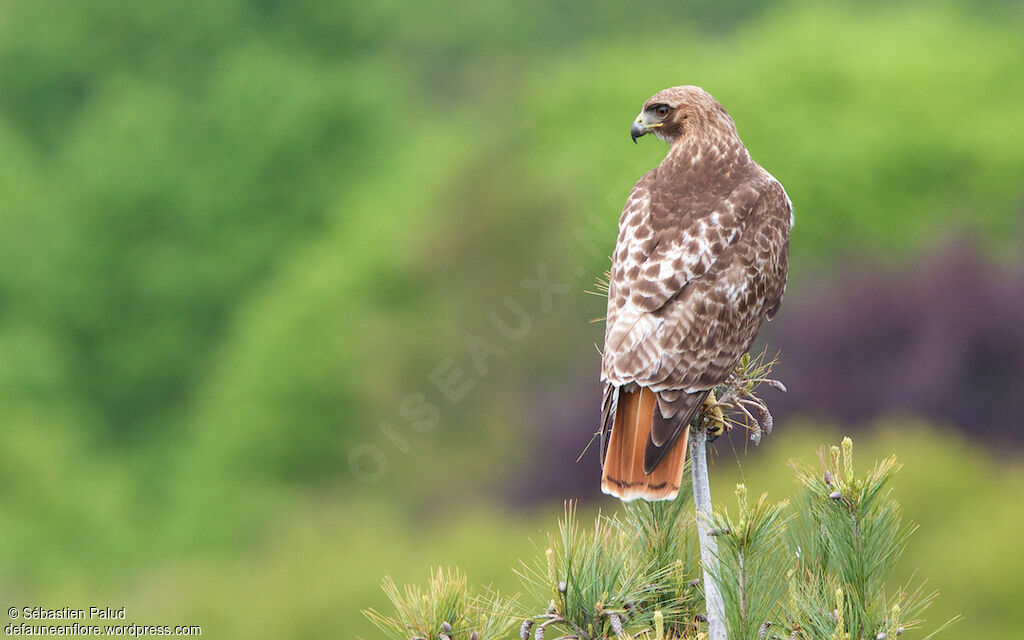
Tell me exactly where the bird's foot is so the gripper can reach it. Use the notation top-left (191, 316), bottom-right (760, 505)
top-left (702, 390), bottom-right (727, 441)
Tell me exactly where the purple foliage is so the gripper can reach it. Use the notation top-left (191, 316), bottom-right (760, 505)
top-left (506, 374), bottom-right (605, 505)
top-left (766, 242), bottom-right (1024, 446)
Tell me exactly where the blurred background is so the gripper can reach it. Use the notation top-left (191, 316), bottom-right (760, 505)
top-left (1, 0), bottom-right (1023, 637)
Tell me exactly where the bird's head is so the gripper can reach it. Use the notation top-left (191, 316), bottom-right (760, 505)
top-left (630, 85), bottom-right (737, 146)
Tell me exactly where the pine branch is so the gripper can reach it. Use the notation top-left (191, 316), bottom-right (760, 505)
top-left (363, 568), bottom-right (518, 640)
top-left (691, 428), bottom-right (727, 640)
top-left (514, 503), bottom-right (668, 640)
top-left (363, 436), bottom-right (959, 640)
top-left (689, 350), bottom-right (786, 640)
top-left (618, 474), bottom-right (702, 637)
top-left (705, 484), bottom-right (791, 640)
top-left (783, 437), bottom-right (958, 639)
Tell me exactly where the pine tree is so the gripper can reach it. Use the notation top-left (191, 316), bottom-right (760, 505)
top-left (363, 438), bottom-right (957, 640)
top-left (364, 344), bottom-right (957, 640)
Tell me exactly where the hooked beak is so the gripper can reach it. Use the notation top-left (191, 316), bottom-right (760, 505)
top-left (630, 110), bottom-right (662, 144)
top-left (630, 119), bottom-right (647, 144)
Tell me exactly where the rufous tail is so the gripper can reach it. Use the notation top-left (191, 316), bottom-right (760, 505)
top-left (600, 387), bottom-right (688, 501)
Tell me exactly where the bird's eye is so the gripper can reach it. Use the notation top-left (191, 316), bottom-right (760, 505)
top-left (656, 105), bottom-right (670, 117)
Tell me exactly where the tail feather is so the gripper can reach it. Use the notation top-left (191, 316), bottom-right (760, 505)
top-left (600, 386), bottom-right (690, 501)
top-left (645, 389), bottom-right (708, 473)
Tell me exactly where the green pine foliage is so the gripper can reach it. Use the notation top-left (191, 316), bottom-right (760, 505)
top-left (365, 440), bottom-right (956, 640)
top-left (705, 484), bottom-right (791, 639)
top-left (618, 480), bottom-right (702, 637)
top-left (4, 1), bottom-right (1024, 589)
top-left (513, 503), bottom-right (670, 639)
top-left (364, 568), bottom-right (518, 640)
top-left (783, 438), bottom-right (959, 640)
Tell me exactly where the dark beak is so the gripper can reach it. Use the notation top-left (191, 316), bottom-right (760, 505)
top-left (631, 121), bottom-right (647, 144)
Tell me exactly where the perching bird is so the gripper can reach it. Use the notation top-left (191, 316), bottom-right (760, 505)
top-left (599, 86), bottom-right (792, 501)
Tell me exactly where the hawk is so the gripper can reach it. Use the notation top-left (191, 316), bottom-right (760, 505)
top-left (599, 86), bottom-right (792, 501)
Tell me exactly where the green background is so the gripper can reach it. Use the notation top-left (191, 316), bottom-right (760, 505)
top-left (1, 0), bottom-right (1022, 637)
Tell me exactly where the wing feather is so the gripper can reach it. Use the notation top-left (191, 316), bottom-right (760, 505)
top-left (603, 168), bottom-right (790, 395)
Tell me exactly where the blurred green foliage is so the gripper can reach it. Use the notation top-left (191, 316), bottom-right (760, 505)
top-left (0, 0), bottom-right (1022, 637)
top-left (8, 426), bottom-right (1017, 638)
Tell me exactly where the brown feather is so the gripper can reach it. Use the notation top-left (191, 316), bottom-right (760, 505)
top-left (599, 382), bottom-right (617, 464)
top-left (601, 386), bottom-right (689, 501)
top-left (645, 389), bottom-right (707, 473)
top-left (598, 86), bottom-right (791, 502)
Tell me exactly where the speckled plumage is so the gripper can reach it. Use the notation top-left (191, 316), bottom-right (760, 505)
top-left (600, 86), bottom-right (792, 501)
